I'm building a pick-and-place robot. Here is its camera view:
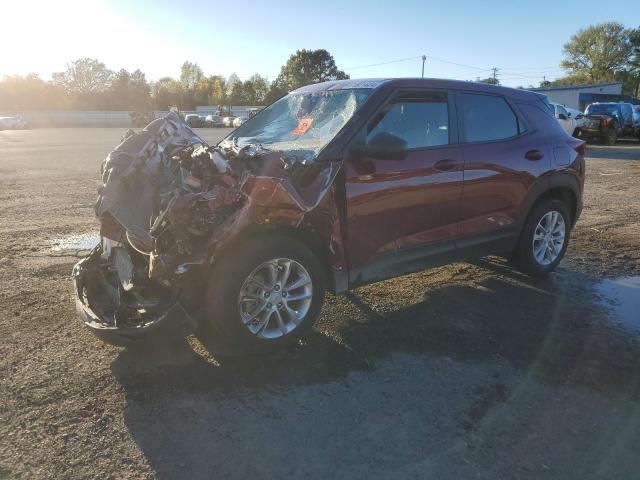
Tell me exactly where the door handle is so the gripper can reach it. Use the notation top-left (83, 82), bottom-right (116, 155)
top-left (525, 150), bottom-right (544, 161)
top-left (433, 158), bottom-right (457, 172)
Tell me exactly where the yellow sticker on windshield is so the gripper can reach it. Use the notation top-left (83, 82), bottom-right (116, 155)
top-left (292, 117), bottom-right (314, 136)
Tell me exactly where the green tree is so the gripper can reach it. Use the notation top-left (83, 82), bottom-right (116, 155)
top-left (52, 58), bottom-right (113, 94)
top-left (624, 27), bottom-right (640, 96)
top-left (561, 22), bottom-right (632, 83)
top-left (273, 49), bottom-right (349, 92)
top-left (0, 74), bottom-right (67, 110)
top-left (226, 73), bottom-right (242, 105)
top-left (150, 77), bottom-right (181, 110)
top-left (245, 74), bottom-right (269, 104)
top-left (208, 75), bottom-right (227, 106)
top-left (264, 82), bottom-right (288, 105)
top-left (109, 69), bottom-right (151, 111)
top-left (179, 61), bottom-right (204, 90)
top-left (478, 77), bottom-right (500, 85)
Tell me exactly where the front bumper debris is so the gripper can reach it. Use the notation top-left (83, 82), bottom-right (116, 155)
top-left (72, 248), bottom-right (196, 346)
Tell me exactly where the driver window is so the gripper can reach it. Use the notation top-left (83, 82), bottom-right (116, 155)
top-left (558, 105), bottom-right (568, 117)
top-left (367, 92), bottom-right (449, 149)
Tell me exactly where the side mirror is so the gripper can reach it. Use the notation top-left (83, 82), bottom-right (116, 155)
top-left (567, 112), bottom-right (572, 118)
top-left (358, 132), bottom-right (408, 160)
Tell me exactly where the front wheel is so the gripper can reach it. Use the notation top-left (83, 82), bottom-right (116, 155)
top-left (512, 198), bottom-right (571, 277)
top-left (202, 236), bottom-right (326, 353)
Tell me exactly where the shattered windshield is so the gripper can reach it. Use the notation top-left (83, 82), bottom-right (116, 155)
top-left (227, 89), bottom-right (371, 163)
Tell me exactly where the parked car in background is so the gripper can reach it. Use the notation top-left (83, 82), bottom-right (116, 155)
top-left (233, 116), bottom-right (249, 128)
top-left (566, 107), bottom-right (586, 135)
top-left (0, 115), bottom-right (28, 130)
top-left (222, 116), bottom-right (236, 127)
top-left (184, 114), bottom-right (204, 128)
top-left (550, 102), bottom-right (580, 137)
top-left (582, 102), bottom-right (638, 144)
top-left (74, 78), bottom-right (585, 353)
top-left (632, 106), bottom-right (640, 137)
top-left (205, 114), bottom-right (224, 128)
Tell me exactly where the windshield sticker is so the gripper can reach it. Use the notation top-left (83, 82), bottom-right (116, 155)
top-left (292, 117), bottom-right (314, 136)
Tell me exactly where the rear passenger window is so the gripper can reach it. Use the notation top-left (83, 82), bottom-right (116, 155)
top-left (458, 93), bottom-right (520, 142)
top-left (367, 92), bottom-right (449, 149)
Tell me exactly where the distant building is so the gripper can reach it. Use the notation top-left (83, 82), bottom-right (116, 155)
top-left (530, 82), bottom-right (629, 111)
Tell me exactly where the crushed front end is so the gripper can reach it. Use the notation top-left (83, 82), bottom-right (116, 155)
top-left (72, 113), bottom-right (248, 345)
top-left (74, 87), bottom-right (367, 346)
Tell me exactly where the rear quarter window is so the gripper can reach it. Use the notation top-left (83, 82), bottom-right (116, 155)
top-left (458, 93), bottom-right (520, 142)
top-left (517, 102), bottom-right (566, 135)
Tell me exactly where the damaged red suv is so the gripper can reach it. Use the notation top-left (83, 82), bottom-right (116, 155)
top-left (73, 78), bottom-right (585, 352)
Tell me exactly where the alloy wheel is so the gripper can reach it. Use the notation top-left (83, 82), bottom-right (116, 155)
top-left (237, 258), bottom-right (313, 339)
top-left (532, 210), bottom-right (566, 266)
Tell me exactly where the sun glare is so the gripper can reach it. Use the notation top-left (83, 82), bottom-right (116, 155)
top-left (0, 0), bottom-right (185, 80)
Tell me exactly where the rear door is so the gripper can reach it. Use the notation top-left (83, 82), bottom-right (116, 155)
top-left (456, 91), bottom-right (547, 240)
top-left (344, 89), bottom-right (463, 273)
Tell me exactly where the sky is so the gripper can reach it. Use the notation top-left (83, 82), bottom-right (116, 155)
top-left (2, 0), bottom-right (639, 88)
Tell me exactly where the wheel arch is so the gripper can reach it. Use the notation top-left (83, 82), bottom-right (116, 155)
top-left (209, 223), bottom-right (339, 293)
top-left (520, 173), bottom-right (580, 228)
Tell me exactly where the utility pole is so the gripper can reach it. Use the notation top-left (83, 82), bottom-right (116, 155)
top-left (491, 67), bottom-right (498, 84)
top-left (421, 55), bottom-right (427, 78)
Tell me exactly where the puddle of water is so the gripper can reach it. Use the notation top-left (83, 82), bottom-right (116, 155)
top-left (596, 277), bottom-right (640, 332)
top-left (51, 233), bottom-right (100, 251)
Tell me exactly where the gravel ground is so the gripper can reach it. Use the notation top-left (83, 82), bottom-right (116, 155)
top-left (1, 128), bottom-right (639, 479)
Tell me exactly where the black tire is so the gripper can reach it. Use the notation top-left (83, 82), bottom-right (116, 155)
top-left (512, 197), bottom-right (571, 277)
top-left (202, 235), bottom-right (326, 354)
top-left (604, 128), bottom-right (617, 145)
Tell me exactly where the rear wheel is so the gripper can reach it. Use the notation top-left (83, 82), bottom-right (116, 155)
top-left (512, 198), bottom-right (571, 277)
top-left (202, 236), bottom-right (325, 353)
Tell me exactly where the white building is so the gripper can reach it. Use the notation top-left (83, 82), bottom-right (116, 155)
top-left (530, 82), bottom-right (623, 111)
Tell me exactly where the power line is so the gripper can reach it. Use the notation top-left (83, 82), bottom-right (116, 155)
top-left (343, 56), bottom-right (423, 71)
top-left (339, 53), bottom-right (567, 82)
top-left (449, 69), bottom-right (494, 79)
top-left (499, 65), bottom-right (561, 71)
top-left (427, 56), bottom-right (488, 71)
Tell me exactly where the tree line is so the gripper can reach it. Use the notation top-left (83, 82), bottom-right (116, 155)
top-left (0, 49), bottom-right (348, 112)
top-left (1, 24), bottom-right (639, 112)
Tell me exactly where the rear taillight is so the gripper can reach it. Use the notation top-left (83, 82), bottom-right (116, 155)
top-left (600, 117), bottom-right (609, 128)
top-left (567, 138), bottom-right (586, 157)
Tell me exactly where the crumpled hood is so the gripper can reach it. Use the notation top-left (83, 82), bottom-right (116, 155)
top-left (95, 112), bottom-right (340, 274)
top-left (96, 112), bottom-right (207, 247)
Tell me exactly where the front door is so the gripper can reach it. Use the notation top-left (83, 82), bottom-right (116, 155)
top-left (344, 90), bottom-right (463, 278)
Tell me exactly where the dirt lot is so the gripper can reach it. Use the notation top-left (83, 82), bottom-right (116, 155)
top-left (1, 128), bottom-right (639, 479)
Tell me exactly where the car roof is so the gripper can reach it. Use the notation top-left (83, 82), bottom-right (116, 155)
top-left (292, 77), bottom-right (543, 102)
